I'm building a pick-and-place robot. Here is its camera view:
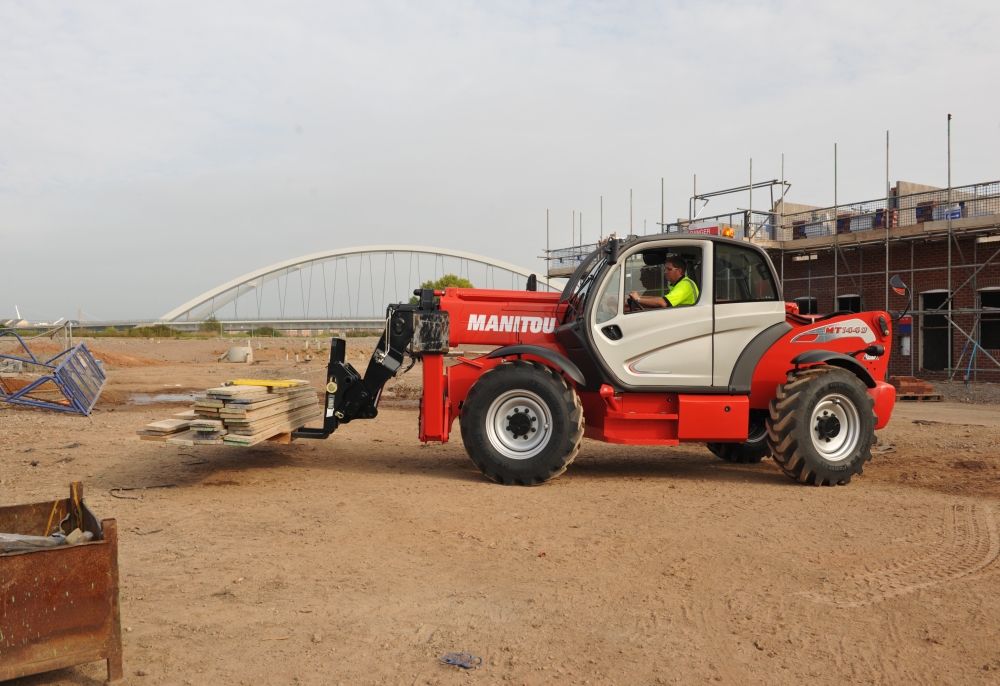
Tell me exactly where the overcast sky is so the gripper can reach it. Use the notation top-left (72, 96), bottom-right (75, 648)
top-left (2, 1), bottom-right (999, 320)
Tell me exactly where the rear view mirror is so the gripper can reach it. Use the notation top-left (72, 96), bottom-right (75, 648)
top-left (890, 275), bottom-right (909, 296)
top-left (607, 239), bottom-right (620, 265)
top-left (889, 275), bottom-right (912, 321)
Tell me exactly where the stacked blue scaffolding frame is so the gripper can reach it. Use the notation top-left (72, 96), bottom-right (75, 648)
top-left (0, 331), bottom-right (106, 415)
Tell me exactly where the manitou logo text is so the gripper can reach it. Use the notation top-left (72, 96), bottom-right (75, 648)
top-left (467, 314), bottom-right (556, 334)
top-left (790, 318), bottom-right (876, 344)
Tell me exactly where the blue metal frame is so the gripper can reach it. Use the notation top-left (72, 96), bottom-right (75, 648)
top-left (0, 331), bottom-right (107, 415)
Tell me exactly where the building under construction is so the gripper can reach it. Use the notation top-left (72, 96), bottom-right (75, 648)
top-left (547, 178), bottom-right (1000, 382)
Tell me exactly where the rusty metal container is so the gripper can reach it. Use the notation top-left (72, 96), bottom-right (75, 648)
top-left (0, 482), bottom-right (123, 683)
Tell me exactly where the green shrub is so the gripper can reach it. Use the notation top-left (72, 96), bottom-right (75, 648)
top-left (199, 316), bottom-right (223, 335)
top-left (409, 274), bottom-right (474, 304)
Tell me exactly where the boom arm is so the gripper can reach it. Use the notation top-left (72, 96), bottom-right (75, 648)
top-left (293, 290), bottom-right (445, 439)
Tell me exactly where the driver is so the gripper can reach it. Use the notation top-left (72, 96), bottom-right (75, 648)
top-left (629, 256), bottom-right (699, 309)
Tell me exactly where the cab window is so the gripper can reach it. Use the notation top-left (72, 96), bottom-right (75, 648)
top-left (623, 247), bottom-right (703, 312)
top-left (595, 266), bottom-right (621, 324)
top-left (714, 244), bottom-right (778, 303)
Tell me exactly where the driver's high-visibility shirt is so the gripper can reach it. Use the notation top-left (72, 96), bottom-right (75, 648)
top-left (664, 276), bottom-right (700, 307)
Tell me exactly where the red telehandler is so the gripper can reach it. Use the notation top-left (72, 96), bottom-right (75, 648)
top-left (295, 235), bottom-right (907, 487)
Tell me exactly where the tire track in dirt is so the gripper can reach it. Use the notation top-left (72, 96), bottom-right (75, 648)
top-left (802, 504), bottom-right (999, 608)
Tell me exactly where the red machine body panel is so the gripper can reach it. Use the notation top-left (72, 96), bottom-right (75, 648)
top-left (418, 287), bottom-right (896, 446)
top-left (442, 288), bottom-right (563, 350)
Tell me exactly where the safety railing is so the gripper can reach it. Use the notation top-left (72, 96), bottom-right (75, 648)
top-left (662, 210), bottom-right (778, 242)
top-left (547, 243), bottom-right (601, 274)
top-left (775, 180), bottom-right (1000, 241)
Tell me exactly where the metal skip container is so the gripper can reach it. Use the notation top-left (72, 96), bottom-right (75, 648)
top-left (0, 482), bottom-right (123, 683)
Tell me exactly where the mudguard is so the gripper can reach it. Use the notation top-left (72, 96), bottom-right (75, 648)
top-left (486, 344), bottom-right (586, 386)
top-left (790, 349), bottom-right (877, 388)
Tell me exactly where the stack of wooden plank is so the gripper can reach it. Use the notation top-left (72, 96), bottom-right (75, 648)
top-left (187, 419), bottom-right (227, 445)
top-left (135, 380), bottom-right (321, 446)
top-left (137, 419), bottom-right (191, 441)
top-left (889, 376), bottom-right (942, 402)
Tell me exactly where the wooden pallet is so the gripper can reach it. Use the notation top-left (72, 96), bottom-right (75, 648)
top-left (898, 393), bottom-right (943, 402)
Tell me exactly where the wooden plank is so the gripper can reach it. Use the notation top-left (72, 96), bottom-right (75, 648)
top-left (219, 389), bottom-right (310, 404)
top-left (221, 396), bottom-right (319, 423)
top-left (224, 409), bottom-right (323, 444)
top-left (225, 406), bottom-right (321, 436)
top-left (898, 394), bottom-right (943, 402)
top-left (216, 389), bottom-right (315, 413)
top-left (139, 433), bottom-right (170, 442)
top-left (229, 379), bottom-right (308, 388)
top-left (172, 409), bottom-right (197, 420)
top-left (164, 430), bottom-right (200, 446)
top-left (266, 432), bottom-right (293, 444)
top-left (145, 419), bottom-right (190, 432)
top-left (205, 385), bottom-right (269, 397)
top-left (190, 419), bottom-right (224, 429)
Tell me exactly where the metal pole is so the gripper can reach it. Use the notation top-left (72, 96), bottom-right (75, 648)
top-left (661, 177), bottom-right (664, 233)
top-left (885, 130), bottom-right (890, 311)
top-left (630, 189), bottom-right (633, 235)
top-left (780, 154), bottom-right (786, 242)
top-left (572, 210), bottom-right (575, 247)
top-left (947, 114), bottom-right (953, 372)
top-left (974, 237), bottom-right (979, 381)
top-left (834, 143), bottom-right (838, 311)
top-left (748, 158), bottom-right (753, 239)
top-left (911, 241), bottom-right (915, 377)
top-left (580, 213), bottom-right (583, 245)
top-left (600, 196), bottom-right (603, 239)
top-left (546, 209), bottom-right (549, 259)
top-left (691, 175), bottom-right (696, 221)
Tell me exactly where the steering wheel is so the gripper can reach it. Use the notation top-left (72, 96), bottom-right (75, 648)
top-left (627, 295), bottom-right (644, 312)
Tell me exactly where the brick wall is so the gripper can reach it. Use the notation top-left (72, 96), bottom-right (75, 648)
top-left (767, 236), bottom-right (1000, 382)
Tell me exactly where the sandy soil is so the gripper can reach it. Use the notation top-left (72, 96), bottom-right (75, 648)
top-left (2, 339), bottom-right (1000, 685)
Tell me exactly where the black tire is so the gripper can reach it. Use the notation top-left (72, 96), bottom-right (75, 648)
top-left (766, 366), bottom-right (876, 486)
top-left (460, 360), bottom-right (584, 486)
top-left (707, 410), bottom-right (771, 464)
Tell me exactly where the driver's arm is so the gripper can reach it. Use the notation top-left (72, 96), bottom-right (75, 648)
top-left (628, 291), bottom-right (669, 309)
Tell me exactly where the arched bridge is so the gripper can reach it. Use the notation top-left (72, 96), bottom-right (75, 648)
top-left (157, 245), bottom-right (554, 330)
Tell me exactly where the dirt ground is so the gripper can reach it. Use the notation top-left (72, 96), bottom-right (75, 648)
top-left (2, 338), bottom-right (1000, 685)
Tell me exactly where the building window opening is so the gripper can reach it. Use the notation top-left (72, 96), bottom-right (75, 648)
top-left (836, 295), bottom-right (862, 313)
top-left (980, 290), bottom-right (1000, 349)
top-left (921, 291), bottom-right (951, 372)
top-left (794, 297), bottom-right (819, 314)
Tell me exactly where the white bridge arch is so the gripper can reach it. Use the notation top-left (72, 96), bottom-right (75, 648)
top-left (157, 245), bottom-right (555, 325)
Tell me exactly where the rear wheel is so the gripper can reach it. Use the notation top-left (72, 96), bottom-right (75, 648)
top-left (460, 360), bottom-right (583, 486)
top-left (766, 366), bottom-right (875, 486)
top-left (707, 410), bottom-right (771, 464)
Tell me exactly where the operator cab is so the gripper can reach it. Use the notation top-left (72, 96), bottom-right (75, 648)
top-left (561, 235), bottom-right (786, 392)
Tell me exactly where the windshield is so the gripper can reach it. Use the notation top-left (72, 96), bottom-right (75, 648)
top-left (559, 246), bottom-right (604, 303)
top-left (561, 256), bottom-right (608, 325)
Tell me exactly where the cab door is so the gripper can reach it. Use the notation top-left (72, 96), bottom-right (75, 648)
top-left (712, 242), bottom-right (787, 386)
top-left (591, 240), bottom-right (714, 387)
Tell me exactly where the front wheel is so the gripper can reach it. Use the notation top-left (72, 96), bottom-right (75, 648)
top-left (460, 360), bottom-right (583, 486)
top-left (766, 366), bottom-right (876, 486)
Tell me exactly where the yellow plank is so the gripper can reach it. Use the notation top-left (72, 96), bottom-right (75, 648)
top-left (227, 379), bottom-right (308, 388)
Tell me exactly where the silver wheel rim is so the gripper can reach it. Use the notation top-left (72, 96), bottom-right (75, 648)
top-left (809, 393), bottom-right (861, 462)
top-left (485, 390), bottom-right (552, 460)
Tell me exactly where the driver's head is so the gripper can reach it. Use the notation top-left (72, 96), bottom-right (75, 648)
top-left (664, 256), bottom-right (686, 285)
